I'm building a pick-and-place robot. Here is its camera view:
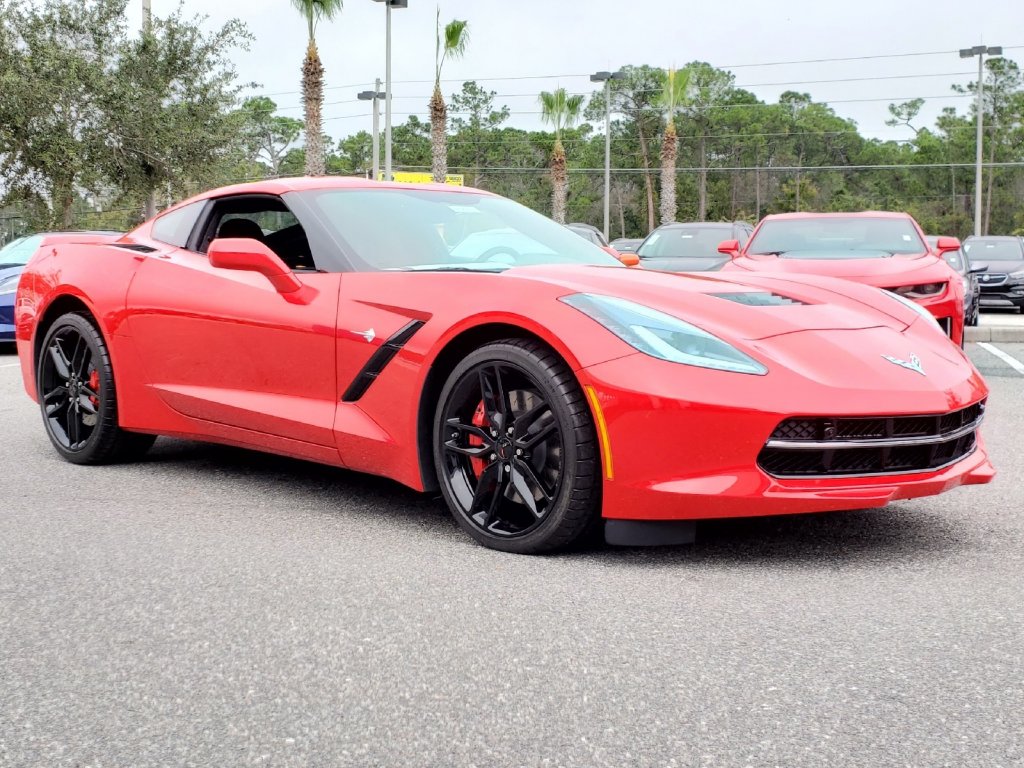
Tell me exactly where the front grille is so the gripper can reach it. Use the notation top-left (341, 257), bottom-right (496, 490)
top-left (758, 402), bottom-right (984, 477)
top-left (978, 273), bottom-right (1008, 288)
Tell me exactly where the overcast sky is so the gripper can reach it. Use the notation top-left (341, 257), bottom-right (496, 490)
top-left (134, 0), bottom-right (1020, 144)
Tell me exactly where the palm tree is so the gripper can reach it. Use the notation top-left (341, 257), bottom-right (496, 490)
top-left (430, 12), bottom-right (469, 183)
top-left (539, 88), bottom-right (584, 223)
top-left (658, 67), bottom-right (690, 224)
top-left (290, 0), bottom-right (343, 176)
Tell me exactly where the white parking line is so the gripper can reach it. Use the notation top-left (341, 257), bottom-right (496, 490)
top-left (0, 363), bottom-right (20, 369)
top-left (978, 342), bottom-right (1024, 376)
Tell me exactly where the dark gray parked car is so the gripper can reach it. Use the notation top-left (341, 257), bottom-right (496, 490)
top-left (636, 221), bottom-right (754, 272)
top-left (963, 236), bottom-right (1024, 312)
top-left (926, 235), bottom-right (982, 326)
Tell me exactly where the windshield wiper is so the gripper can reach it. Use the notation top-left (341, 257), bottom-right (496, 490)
top-left (395, 265), bottom-right (508, 273)
top-left (751, 251), bottom-right (789, 257)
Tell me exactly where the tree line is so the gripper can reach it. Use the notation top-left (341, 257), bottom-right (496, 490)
top-left (2, 0), bottom-right (1022, 240)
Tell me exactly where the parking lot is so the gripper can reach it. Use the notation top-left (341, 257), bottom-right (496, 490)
top-left (2, 343), bottom-right (1022, 766)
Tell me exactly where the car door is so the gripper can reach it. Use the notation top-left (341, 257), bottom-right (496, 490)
top-left (125, 194), bottom-right (341, 447)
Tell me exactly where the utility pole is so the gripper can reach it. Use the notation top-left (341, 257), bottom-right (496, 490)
top-left (590, 70), bottom-right (625, 242)
top-left (357, 80), bottom-right (385, 180)
top-left (373, 1), bottom-right (408, 181)
top-left (960, 44), bottom-right (1002, 236)
top-left (143, 0), bottom-right (155, 218)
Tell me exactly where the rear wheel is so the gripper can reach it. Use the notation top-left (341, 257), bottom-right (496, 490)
top-left (433, 340), bottom-right (599, 554)
top-left (37, 312), bottom-right (156, 464)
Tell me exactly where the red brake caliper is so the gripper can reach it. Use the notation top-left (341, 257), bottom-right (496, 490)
top-left (469, 400), bottom-right (489, 476)
top-left (88, 370), bottom-right (100, 408)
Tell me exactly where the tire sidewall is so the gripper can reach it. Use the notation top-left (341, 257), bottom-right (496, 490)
top-left (433, 342), bottom-right (593, 554)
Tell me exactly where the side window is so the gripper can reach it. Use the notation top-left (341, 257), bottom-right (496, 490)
top-left (201, 197), bottom-right (317, 271)
top-left (152, 201), bottom-right (204, 247)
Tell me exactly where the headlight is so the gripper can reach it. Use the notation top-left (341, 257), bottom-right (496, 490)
top-left (560, 293), bottom-right (767, 375)
top-left (0, 275), bottom-right (19, 296)
top-left (885, 290), bottom-right (946, 336)
top-left (1008, 270), bottom-right (1024, 285)
top-left (890, 282), bottom-right (946, 299)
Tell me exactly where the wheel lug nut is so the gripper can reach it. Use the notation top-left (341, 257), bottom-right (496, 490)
top-left (516, 449), bottom-right (522, 456)
top-left (507, 427), bottom-right (514, 434)
top-left (490, 453), bottom-right (496, 460)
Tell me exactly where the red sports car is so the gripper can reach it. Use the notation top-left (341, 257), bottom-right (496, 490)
top-left (14, 179), bottom-right (993, 553)
top-left (717, 212), bottom-right (967, 346)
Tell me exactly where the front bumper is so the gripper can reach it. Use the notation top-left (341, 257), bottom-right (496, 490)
top-left (909, 291), bottom-right (964, 344)
top-left (979, 285), bottom-right (1024, 308)
top-left (580, 348), bottom-right (993, 522)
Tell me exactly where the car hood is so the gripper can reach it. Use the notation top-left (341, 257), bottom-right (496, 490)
top-left (638, 256), bottom-right (729, 273)
top-left (502, 264), bottom-right (917, 342)
top-left (970, 259), bottom-right (1024, 275)
top-left (725, 252), bottom-right (947, 287)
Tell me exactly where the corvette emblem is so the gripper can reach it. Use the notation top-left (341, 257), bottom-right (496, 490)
top-left (882, 353), bottom-right (925, 376)
top-left (357, 328), bottom-right (375, 343)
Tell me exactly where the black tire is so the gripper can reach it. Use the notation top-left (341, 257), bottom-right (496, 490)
top-left (433, 339), bottom-right (600, 554)
top-left (36, 312), bottom-right (156, 465)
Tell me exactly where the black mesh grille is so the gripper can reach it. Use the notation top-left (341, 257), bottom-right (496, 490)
top-left (760, 402), bottom-right (984, 477)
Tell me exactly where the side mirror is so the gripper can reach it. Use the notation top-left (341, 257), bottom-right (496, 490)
top-left (618, 252), bottom-right (640, 267)
top-left (717, 239), bottom-right (740, 257)
top-left (934, 236), bottom-right (961, 254)
top-left (969, 264), bottom-right (988, 274)
top-left (208, 238), bottom-right (302, 294)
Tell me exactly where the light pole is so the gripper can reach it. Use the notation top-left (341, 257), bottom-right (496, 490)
top-left (960, 44), bottom-right (1002, 236)
top-left (372, 0), bottom-right (407, 181)
top-left (143, 0), bottom-right (155, 218)
top-left (358, 79), bottom-right (385, 180)
top-left (590, 70), bottom-right (625, 242)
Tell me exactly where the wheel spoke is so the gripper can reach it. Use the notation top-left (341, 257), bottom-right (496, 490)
top-left (512, 458), bottom-right (553, 518)
top-left (470, 461), bottom-right (507, 528)
top-left (43, 385), bottom-right (68, 404)
top-left (444, 440), bottom-right (490, 459)
top-left (69, 333), bottom-right (87, 377)
top-left (78, 393), bottom-right (98, 415)
top-left (445, 418), bottom-right (492, 445)
top-left (67, 402), bottom-right (81, 446)
top-left (48, 342), bottom-right (71, 380)
top-left (479, 365), bottom-right (511, 431)
top-left (80, 385), bottom-right (99, 401)
top-left (513, 400), bottom-right (551, 437)
top-left (519, 420), bottom-right (557, 450)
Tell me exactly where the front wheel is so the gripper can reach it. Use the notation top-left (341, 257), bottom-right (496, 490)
top-left (37, 312), bottom-right (156, 465)
top-left (433, 339), bottom-right (600, 554)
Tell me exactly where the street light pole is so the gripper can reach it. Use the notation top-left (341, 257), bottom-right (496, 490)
top-left (590, 70), bottom-right (625, 242)
top-left (143, 0), bottom-right (155, 219)
top-left (960, 44), bottom-right (1002, 237)
top-left (358, 81), bottom-right (385, 179)
top-left (373, 0), bottom-right (407, 182)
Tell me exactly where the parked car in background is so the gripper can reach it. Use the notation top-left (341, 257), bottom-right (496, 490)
top-left (717, 212), bottom-right (967, 346)
top-left (565, 222), bottom-right (637, 264)
top-left (610, 237), bottom-right (643, 254)
top-left (963, 236), bottom-right (1024, 313)
top-left (636, 222), bottom-right (754, 272)
top-left (927, 235), bottom-right (981, 326)
top-left (1, 231), bottom-right (121, 342)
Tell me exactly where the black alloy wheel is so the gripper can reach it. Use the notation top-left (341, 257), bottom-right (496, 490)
top-left (37, 313), bottom-right (155, 464)
top-left (434, 339), bottom-right (599, 554)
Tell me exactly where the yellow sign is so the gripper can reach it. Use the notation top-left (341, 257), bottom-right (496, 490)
top-left (378, 171), bottom-right (464, 186)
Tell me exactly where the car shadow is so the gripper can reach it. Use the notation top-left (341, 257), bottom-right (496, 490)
top-left (139, 438), bottom-right (970, 567)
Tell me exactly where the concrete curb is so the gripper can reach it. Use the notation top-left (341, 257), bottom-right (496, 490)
top-left (966, 326), bottom-right (1024, 343)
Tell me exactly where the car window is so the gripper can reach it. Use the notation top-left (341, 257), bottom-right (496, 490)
top-left (0, 234), bottom-right (44, 267)
top-left (637, 227), bottom-right (729, 259)
top-left (303, 188), bottom-right (620, 272)
top-left (152, 201), bottom-right (205, 247)
top-left (964, 239), bottom-right (1024, 261)
top-left (747, 217), bottom-right (926, 258)
top-left (201, 197), bottom-right (317, 271)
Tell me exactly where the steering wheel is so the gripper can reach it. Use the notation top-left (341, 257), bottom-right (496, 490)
top-left (472, 245), bottom-right (521, 264)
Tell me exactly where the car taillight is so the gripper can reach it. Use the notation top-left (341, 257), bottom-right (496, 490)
top-left (891, 282), bottom-right (946, 299)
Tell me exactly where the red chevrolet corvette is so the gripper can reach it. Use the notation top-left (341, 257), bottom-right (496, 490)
top-left (14, 179), bottom-right (993, 553)
top-left (717, 212), bottom-right (967, 346)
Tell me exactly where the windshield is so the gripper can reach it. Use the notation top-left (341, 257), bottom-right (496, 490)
top-left (746, 217), bottom-right (926, 259)
top-left (303, 188), bottom-right (622, 272)
top-left (638, 227), bottom-right (731, 259)
top-left (0, 235), bottom-right (43, 267)
top-left (964, 239), bottom-right (1024, 262)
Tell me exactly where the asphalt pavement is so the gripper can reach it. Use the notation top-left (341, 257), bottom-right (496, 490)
top-left (1, 343), bottom-right (1022, 767)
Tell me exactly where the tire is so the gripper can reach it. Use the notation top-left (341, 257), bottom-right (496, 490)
top-left (36, 312), bottom-right (156, 465)
top-left (433, 339), bottom-right (600, 554)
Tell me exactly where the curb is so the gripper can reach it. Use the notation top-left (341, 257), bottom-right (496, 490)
top-left (965, 327), bottom-right (1024, 343)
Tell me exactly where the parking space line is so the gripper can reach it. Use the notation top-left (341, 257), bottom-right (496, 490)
top-left (0, 363), bottom-right (21, 369)
top-left (978, 342), bottom-right (1024, 376)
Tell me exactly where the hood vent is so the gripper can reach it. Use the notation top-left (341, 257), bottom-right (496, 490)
top-left (710, 291), bottom-right (808, 307)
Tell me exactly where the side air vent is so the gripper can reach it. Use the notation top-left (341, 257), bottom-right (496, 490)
top-left (341, 320), bottom-right (425, 402)
top-left (710, 291), bottom-right (808, 307)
